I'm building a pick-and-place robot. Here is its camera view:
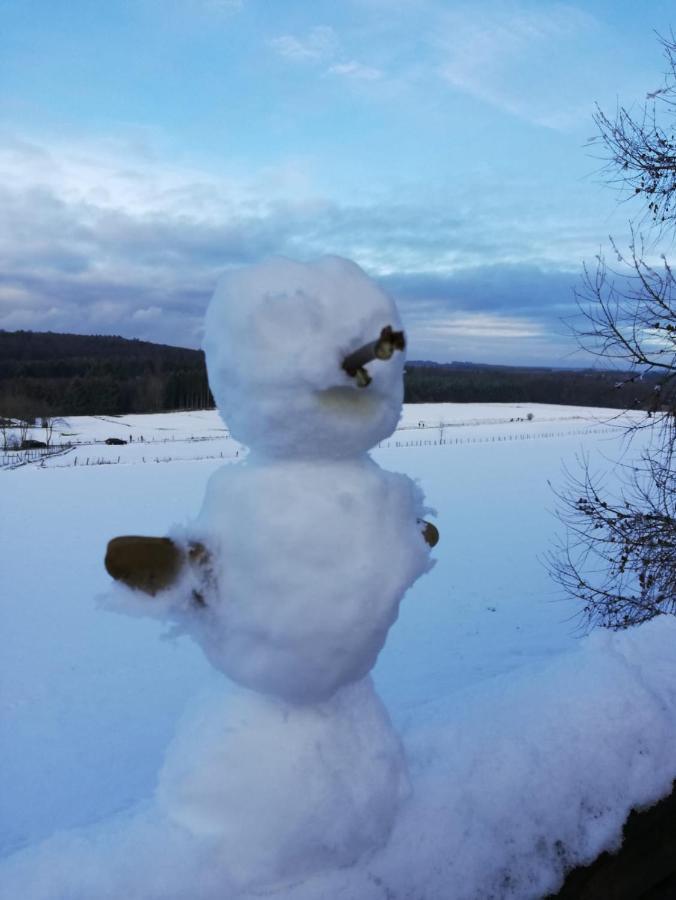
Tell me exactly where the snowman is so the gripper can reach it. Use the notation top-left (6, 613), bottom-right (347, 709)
top-left (105, 256), bottom-right (437, 887)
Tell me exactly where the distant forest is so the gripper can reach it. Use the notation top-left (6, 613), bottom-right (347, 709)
top-left (0, 331), bottom-right (212, 418)
top-left (404, 361), bottom-right (660, 410)
top-left (0, 330), bottom-right (660, 419)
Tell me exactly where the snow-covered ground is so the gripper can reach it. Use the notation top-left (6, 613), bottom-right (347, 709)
top-left (1, 403), bottom-right (675, 899)
top-left (2, 401), bottom-right (626, 469)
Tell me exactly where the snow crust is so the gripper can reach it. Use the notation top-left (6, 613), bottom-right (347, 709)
top-left (203, 256), bottom-right (405, 458)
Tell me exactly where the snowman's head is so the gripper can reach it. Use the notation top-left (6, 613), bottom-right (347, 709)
top-left (203, 256), bottom-right (406, 457)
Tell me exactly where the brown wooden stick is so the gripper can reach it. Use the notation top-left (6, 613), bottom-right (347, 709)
top-left (105, 536), bottom-right (209, 596)
top-left (342, 326), bottom-right (406, 387)
top-left (420, 519), bottom-right (440, 548)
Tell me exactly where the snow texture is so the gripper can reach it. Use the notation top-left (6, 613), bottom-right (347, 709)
top-left (157, 678), bottom-right (409, 887)
top-left (203, 255), bottom-right (405, 458)
top-left (1, 617), bottom-right (675, 900)
top-left (138, 457), bottom-right (433, 702)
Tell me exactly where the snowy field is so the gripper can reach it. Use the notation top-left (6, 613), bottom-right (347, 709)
top-left (1, 402), bottom-right (675, 899)
top-left (2, 401), bottom-right (625, 469)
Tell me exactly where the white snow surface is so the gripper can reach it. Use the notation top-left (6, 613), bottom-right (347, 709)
top-left (203, 256), bottom-right (405, 458)
top-left (1, 404), bottom-right (675, 899)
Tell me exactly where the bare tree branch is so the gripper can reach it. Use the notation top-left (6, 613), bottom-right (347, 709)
top-left (551, 33), bottom-right (676, 630)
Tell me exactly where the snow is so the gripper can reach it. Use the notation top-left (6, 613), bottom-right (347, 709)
top-left (88, 257), bottom-right (435, 881)
top-left (142, 457), bottom-right (432, 702)
top-left (3, 400), bottom-right (632, 471)
top-left (2, 405), bottom-right (674, 899)
top-left (157, 678), bottom-right (409, 888)
top-left (203, 256), bottom-right (406, 458)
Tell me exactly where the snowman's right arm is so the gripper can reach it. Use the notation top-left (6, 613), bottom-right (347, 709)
top-left (105, 535), bottom-right (209, 601)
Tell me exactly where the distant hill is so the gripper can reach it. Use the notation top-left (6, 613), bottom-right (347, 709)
top-left (0, 330), bottom-right (212, 418)
top-left (403, 361), bottom-right (658, 409)
top-left (0, 330), bottom-right (657, 418)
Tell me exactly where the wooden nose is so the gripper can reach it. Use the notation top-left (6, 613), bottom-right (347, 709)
top-left (342, 325), bottom-right (406, 387)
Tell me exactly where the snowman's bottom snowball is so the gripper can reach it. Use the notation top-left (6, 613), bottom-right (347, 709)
top-left (157, 677), bottom-right (409, 887)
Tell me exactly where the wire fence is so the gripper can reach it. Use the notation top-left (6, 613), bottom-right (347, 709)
top-left (378, 426), bottom-right (616, 450)
top-left (1, 445), bottom-right (73, 470)
top-left (2, 425), bottom-right (617, 470)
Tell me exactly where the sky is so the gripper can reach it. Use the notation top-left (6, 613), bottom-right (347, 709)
top-left (1, 0), bottom-right (674, 366)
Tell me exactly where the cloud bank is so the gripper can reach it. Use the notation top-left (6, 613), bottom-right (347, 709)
top-left (0, 133), bottom-right (588, 364)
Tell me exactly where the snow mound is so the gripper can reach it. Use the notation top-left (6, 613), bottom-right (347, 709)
top-left (2, 616), bottom-right (675, 900)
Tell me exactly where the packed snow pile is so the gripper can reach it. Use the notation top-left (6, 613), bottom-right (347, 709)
top-left (2, 617), bottom-right (676, 900)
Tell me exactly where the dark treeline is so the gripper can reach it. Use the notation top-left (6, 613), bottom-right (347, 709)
top-left (0, 330), bottom-right (213, 418)
top-left (404, 362), bottom-right (661, 410)
top-left (0, 330), bottom-right (661, 419)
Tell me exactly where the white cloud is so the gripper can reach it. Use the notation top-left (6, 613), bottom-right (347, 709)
top-left (0, 132), bottom-right (591, 360)
top-left (132, 306), bottom-right (163, 322)
top-left (327, 61), bottom-right (383, 81)
top-left (269, 26), bottom-right (338, 64)
top-left (416, 312), bottom-right (544, 340)
top-left (437, 3), bottom-right (601, 129)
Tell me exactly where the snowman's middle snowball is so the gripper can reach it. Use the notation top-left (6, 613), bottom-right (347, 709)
top-left (170, 456), bottom-right (434, 703)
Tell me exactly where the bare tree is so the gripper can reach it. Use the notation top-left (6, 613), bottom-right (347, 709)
top-left (591, 34), bottom-right (676, 230)
top-left (550, 34), bottom-right (676, 629)
top-left (40, 415), bottom-right (67, 447)
top-left (574, 234), bottom-right (676, 434)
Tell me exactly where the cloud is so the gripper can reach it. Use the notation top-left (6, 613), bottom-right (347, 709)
top-left (269, 26), bottom-right (339, 63)
top-left (327, 61), bottom-right (383, 81)
top-left (380, 263), bottom-right (581, 363)
top-left (268, 25), bottom-right (383, 85)
top-left (0, 133), bottom-right (589, 363)
top-left (437, 3), bottom-right (602, 129)
top-left (416, 311), bottom-right (545, 339)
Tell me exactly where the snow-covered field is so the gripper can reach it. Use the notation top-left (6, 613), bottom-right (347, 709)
top-left (1, 402), bottom-right (675, 899)
top-left (2, 401), bottom-right (622, 468)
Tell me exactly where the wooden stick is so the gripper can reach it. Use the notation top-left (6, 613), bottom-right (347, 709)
top-left (105, 536), bottom-right (208, 596)
top-left (342, 326), bottom-right (406, 387)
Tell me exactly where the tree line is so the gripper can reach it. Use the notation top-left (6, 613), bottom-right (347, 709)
top-left (403, 362), bottom-right (662, 409)
top-left (0, 329), bottom-right (665, 421)
top-left (0, 330), bottom-right (213, 418)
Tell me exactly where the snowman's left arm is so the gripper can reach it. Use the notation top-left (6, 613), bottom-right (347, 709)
top-left (105, 535), bottom-right (210, 600)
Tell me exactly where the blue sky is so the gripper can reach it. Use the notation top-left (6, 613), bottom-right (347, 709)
top-left (1, 0), bottom-right (674, 365)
